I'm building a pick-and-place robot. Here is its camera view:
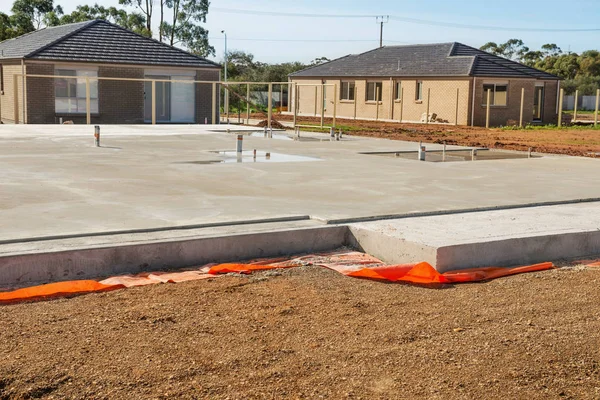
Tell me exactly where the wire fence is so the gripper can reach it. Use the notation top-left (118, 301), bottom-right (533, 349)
top-left (291, 79), bottom-right (599, 128)
top-left (3, 73), bottom-right (598, 128)
top-left (3, 73), bottom-right (291, 129)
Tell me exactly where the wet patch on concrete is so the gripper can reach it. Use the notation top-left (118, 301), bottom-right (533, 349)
top-left (178, 151), bottom-right (321, 164)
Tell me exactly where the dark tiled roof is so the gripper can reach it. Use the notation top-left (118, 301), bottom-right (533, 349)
top-left (291, 42), bottom-right (558, 80)
top-left (0, 21), bottom-right (93, 59)
top-left (0, 20), bottom-right (219, 68)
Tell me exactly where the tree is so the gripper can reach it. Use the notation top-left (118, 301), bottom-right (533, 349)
top-left (541, 44), bottom-right (562, 57)
top-left (579, 50), bottom-right (600, 77)
top-left (118, 0), bottom-right (153, 35)
top-left (310, 57), bottom-right (330, 66)
top-left (0, 12), bottom-right (14, 41)
top-left (481, 39), bottom-right (529, 61)
top-left (161, 0), bottom-right (213, 56)
top-left (11, 0), bottom-right (57, 30)
top-left (48, 4), bottom-right (149, 36)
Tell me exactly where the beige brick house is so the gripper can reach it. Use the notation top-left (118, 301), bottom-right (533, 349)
top-left (0, 20), bottom-right (220, 124)
top-left (289, 43), bottom-right (560, 127)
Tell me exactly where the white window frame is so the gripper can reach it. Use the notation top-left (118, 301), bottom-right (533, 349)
top-left (366, 81), bottom-right (382, 102)
top-left (482, 82), bottom-right (508, 106)
top-left (54, 66), bottom-right (99, 114)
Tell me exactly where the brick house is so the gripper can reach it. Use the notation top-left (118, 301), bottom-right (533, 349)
top-left (0, 20), bottom-right (220, 124)
top-left (289, 43), bottom-right (560, 127)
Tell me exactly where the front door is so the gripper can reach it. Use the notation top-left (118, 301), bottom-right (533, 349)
top-left (533, 86), bottom-right (544, 121)
top-left (144, 76), bottom-right (171, 122)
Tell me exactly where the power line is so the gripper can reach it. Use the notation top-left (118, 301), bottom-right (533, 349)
top-left (211, 7), bottom-right (600, 32)
top-left (208, 37), bottom-right (408, 44)
top-left (211, 7), bottom-right (376, 18)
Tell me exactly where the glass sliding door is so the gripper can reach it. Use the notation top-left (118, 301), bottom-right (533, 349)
top-left (144, 74), bottom-right (195, 123)
top-left (144, 75), bottom-right (171, 122)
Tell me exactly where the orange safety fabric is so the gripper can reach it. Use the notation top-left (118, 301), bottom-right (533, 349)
top-left (0, 280), bottom-right (124, 304)
top-left (1, 251), bottom-right (556, 305)
top-left (209, 259), bottom-right (555, 284)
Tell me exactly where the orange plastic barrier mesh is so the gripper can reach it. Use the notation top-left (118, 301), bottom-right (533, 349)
top-left (0, 280), bottom-right (124, 304)
top-left (1, 251), bottom-right (556, 305)
top-left (208, 252), bottom-right (555, 284)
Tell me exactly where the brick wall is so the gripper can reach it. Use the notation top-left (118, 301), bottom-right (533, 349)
top-left (0, 61), bottom-right (25, 124)
top-left (26, 63), bottom-right (55, 124)
top-left (292, 77), bottom-right (471, 125)
top-left (472, 78), bottom-right (559, 127)
top-left (293, 76), bottom-right (560, 127)
top-left (195, 69), bottom-right (219, 124)
top-left (543, 80), bottom-right (559, 125)
top-left (99, 66), bottom-right (144, 124)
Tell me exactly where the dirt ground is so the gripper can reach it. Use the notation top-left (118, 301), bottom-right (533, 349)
top-left (1, 264), bottom-right (599, 399)
top-left (263, 113), bottom-right (600, 157)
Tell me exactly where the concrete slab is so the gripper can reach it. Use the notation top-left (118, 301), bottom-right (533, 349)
top-left (2, 124), bottom-right (600, 242)
top-left (349, 203), bottom-right (600, 272)
top-left (0, 220), bottom-right (348, 288)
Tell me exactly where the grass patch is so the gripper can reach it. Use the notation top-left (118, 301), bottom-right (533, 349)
top-left (501, 123), bottom-right (600, 131)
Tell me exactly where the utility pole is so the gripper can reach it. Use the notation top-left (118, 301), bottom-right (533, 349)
top-left (376, 16), bottom-right (389, 48)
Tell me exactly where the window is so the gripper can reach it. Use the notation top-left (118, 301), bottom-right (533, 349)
top-left (0, 64), bottom-right (3, 94)
top-left (366, 82), bottom-right (382, 102)
top-left (55, 69), bottom-right (99, 114)
top-left (394, 81), bottom-right (402, 100)
top-left (482, 83), bottom-right (508, 106)
top-left (415, 81), bottom-right (423, 101)
top-left (340, 81), bottom-right (355, 101)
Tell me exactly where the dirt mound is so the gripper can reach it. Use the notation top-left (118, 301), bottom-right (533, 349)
top-left (255, 119), bottom-right (287, 129)
top-left (1, 264), bottom-right (599, 399)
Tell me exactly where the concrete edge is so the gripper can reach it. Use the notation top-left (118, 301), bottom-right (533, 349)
top-left (320, 198), bottom-right (600, 225)
top-left (435, 230), bottom-right (600, 273)
top-left (0, 215), bottom-right (313, 246)
top-left (0, 225), bottom-right (350, 287)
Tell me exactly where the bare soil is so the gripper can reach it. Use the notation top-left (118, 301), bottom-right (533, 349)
top-left (1, 265), bottom-right (600, 399)
top-left (263, 113), bottom-right (600, 157)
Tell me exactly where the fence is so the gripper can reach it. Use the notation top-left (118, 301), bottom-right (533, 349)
top-left (220, 82), bottom-right (290, 124)
top-left (291, 79), bottom-right (599, 128)
top-left (3, 73), bottom-right (290, 129)
top-left (291, 79), bottom-right (469, 127)
top-left (4, 73), bottom-right (599, 129)
top-left (562, 95), bottom-right (598, 111)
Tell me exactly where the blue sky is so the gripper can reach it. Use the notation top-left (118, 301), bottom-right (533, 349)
top-left (3, 0), bottom-right (599, 63)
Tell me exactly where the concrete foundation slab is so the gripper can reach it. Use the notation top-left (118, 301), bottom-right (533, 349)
top-left (350, 203), bottom-right (600, 272)
top-left (2, 124), bottom-right (600, 242)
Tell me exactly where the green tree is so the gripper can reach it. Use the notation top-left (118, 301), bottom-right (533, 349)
top-left (480, 39), bottom-right (529, 61)
top-left (578, 50), bottom-right (600, 77)
top-left (0, 12), bottom-right (13, 41)
top-left (118, 0), bottom-right (153, 35)
top-left (48, 4), bottom-right (149, 36)
top-left (310, 56), bottom-right (330, 66)
top-left (11, 0), bottom-right (57, 30)
top-left (161, 0), bottom-right (213, 56)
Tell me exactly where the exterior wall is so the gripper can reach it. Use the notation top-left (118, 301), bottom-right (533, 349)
top-left (292, 77), bottom-right (471, 125)
top-left (472, 78), bottom-right (559, 127)
top-left (0, 61), bottom-right (25, 124)
top-left (195, 69), bottom-right (219, 124)
top-left (542, 80), bottom-right (559, 125)
top-left (392, 79), bottom-right (470, 125)
top-left (292, 76), bottom-right (559, 127)
top-left (26, 63), bottom-right (55, 124)
top-left (15, 62), bottom-right (220, 124)
top-left (98, 65), bottom-right (145, 124)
